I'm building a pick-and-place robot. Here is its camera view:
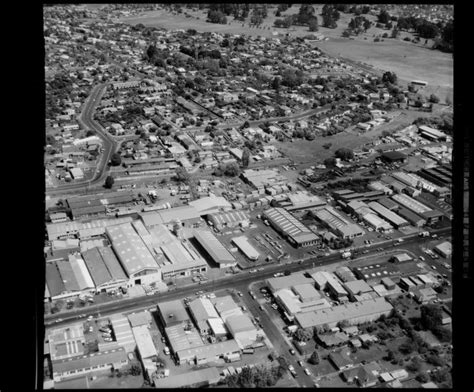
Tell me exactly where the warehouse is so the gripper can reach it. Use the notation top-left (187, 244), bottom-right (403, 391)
top-left (434, 241), bottom-right (452, 258)
top-left (157, 299), bottom-right (190, 328)
top-left (207, 210), bottom-right (250, 230)
top-left (377, 197), bottom-right (400, 211)
top-left (263, 207), bottom-right (319, 247)
top-left (343, 280), bottom-right (374, 299)
top-left (48, 325), bottom-right (85, 361)
top-left (286, 192), bottom-right (326, 211)
top-left (361, 213), bottom-right (393, 232)
top-left (241, 168), bottom-right (286, 191)
top-left (188, 297), bottom-right (221, 334)
top-left (266, 273), bottom-right (314, 293)
top-left (418, 125), bottom-right (447, 142)
top-left (231, 236), bottom-right (260, 261)
top-left (81, 247), bottom-right (128, 292)
top-left (380, 151), bottom-right (407, 163)
top-left (132, 325), bottom-right (157, 360)
top-left (225, 314), bottom-right (258, 348)
top-left (392, 193), bottom-right (432, 216)
top-left (189, 196), bottom-right (233, 215)
top-left (176, 339), bottom-right (240, 366)
top-left (68, 253), bottom-right (95, 291)
top-left (368, 181), bottom-right (393, 196)
top-left (367, 201), bottom-right (409, 228)
top-left (293, 283), bottom-right (322, 303)
top-left (165, 323), bottom-right (204, 358)
top-left (212, 296), bottom-right (243, 322)
top-left (312, 206), bottom-right (364, 239)
top-left (52, 347), bottom-right (128, 382)
top-left (193, 230), bottom-right (237, 268)
top-left (139, 205), bottom-right (203, 229)
top-left (109, 314), bottom-right (137, 353)
top-left (207, 318), bottom-right (227, 338)
top-left (275, 288), bottom-right (331, 319)
top-left (295, 298), bottom-right (393, 329)
top-left (333, 190), bottom-right (385, 204)
top-left (396, 206), bottom-right (426, 227)
top-left (106, 223), bottom-right (161, 286)
top-left (335, 267), bottom-right (357, 283)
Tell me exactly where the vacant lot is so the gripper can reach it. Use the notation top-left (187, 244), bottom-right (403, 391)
top-left (274, 132), bottom-right (371, 166)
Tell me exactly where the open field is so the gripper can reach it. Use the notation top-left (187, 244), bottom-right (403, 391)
top-left (273, 132), bottom-right (370, 165)
top-left (120, 6), bottom-right (452, 102)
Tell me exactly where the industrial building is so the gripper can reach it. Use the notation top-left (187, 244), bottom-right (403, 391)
top-left (263, 207), bottom-right (320, 247)
top-left (225, 314), bottom-right (258, 348)
top-left (176, 339), bottom-right (241, 366)
top-left (212, 296), bottom-right (243, 322)
top-left (106, 223), bottom-right (161, 286)
top-left (418, 125), bottom-right (448, 142)
top-left (140, 205), bottom-right (203, 229)
top-left (380, 151), bottom-right (407, 163)
top-left (157, 299), bottom-right (190, 328)
top-left (417, 165), bottom-right (452, 188)
top-left (46, 260), bottom-right (87, 301)
top-left (332, 189), bottom-right (385, 204)
top-left (335, 267), bottom-right (357, 283)
top-left (189, 195), bottom-right (233, 215)
top-left (343, 280), bottom-right (374, 301)
top-left (109, 314), bottom-right (137, 353)
top-left (188, 297), bottom-right (221, 334)
top-left (347, 200), bottom-right (393, 231)
top-left (208, 210), bottom-right (250, 230)
top-left (312, 206), bottom-right (364, 239)
top-left (51, 347), bottom-right (128, 382)
top-left (193, 230), bottom-right (237, 268)
top-left (66, 191), bottom-right (136, 220)
top-left (67, 253), bottom-right (95, 291)
top-left (274, 288), bottom-right (331, 320)
top-left (81, 247), bottom-right (128, 293)
top-left (367, 201), bottom-right (409, 228)
top-left (391, 194), bottom-right (441, 223)
top-left (396, 206), bottom-right (426, 227)
top-left (310, 271), bottom-right (348, 302)
top-left (434, 241), bottom-right (452, 258)
top-left (132, 325), bottom-right (158, 360)
top-left (48, 325), bottom-right (86, 361)
top-left (266, 273), bottom-right (314, 293)
top-left (165, 324), bottom-right (204, 360)
top-left (295, 298), bottom-right (393, 329)
top-left (241, 168), bottom-right (287, 192)
top-left (285, 192), bottom-right (326, 211)
top-left (231, 236), bottom-right (260, 261)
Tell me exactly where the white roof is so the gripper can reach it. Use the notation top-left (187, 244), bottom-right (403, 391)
top-left (132, 325), bottom-right (157, 359)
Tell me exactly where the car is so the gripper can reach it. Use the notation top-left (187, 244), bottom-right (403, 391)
top-left (304, 368), bottom-right (311, 376)
top-left (237, 292), bottom-right (243, 297)
top-left (241, 306), bottom-right (246, 311)
top-left (288, 365), bottom-right (295, 371)
top-left (298, 360), bottom-right (303, 367)
top-left (432, 265), bottom-right (437, 270)
top-left (419, 256), bottom-right (425, 261)
top-left (161, 337), bottom-right (166, 343)
top-left (259, 305), bottom-right (264, 311)
top-left (258, 267), bottom-right (264, 271)
top-left (87, 316), bottom-right (93, 321)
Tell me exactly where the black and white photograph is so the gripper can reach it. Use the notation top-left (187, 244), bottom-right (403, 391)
top-left (34, 3), bottom-right (471, 390)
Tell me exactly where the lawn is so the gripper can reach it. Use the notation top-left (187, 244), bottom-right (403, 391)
top-left (274, 133), bottom-right (370, 165)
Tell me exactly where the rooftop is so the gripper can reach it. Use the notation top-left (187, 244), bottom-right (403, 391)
top-left (194, 230), bottom-right (236, 264)
top-left (158, 299), bottom-right (190, 327)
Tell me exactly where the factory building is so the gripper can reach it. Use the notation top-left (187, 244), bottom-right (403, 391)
top-left (392, 194), bottom-right (441, 223)
top-left (241, 168), bottom-right (287, 192)
top-left (263, 207), bottom-right (320, 247)
top-left (211, 296), bottom-right (243, 322)
top-left (312, 206), bottom-right (364, 239)
top-left (347, 200), bottom-right (393, 232)
top-left (139, 205), bottom-right (204, 230)
top-left (285, 191), bottom-right (326, 211)
top-left (225, 314), bottom-right (258, 349)
top-left (188, 297), bottom-right (221, 335)
top-left (231, 236), bottom-right (260, 261)
top-left (193, 230), bottom-right (237, 268)
top-left (157, 299), bottom-right (190, 328)
top-left (105, 223), bottom-right (161, 286)
top-left (295, 298), bottom-right (393, 329)
top-left (395, 206), bottom-right (426, 227)
top-left (208, 210), bottom-right (250, 231)
top-left (154, 367), bottom-right (221, 388)
top-left (175, 339), bottom-right (240, 366)
top-left (367, 201), bottom-right (409, 228)
top-left (418, 125), bottom-right (447, 142)
top-left (132, 325), bottom-right (158, 360)
top-left (81, 247), bottom-right (128, 293)
top-left (434, 241), bottom-right (452, 258)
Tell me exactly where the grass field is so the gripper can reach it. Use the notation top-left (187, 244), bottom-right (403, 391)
top-left (273, 132), bottom-right (370, 165)
top-left (120, 5), bottom-right (452, 101)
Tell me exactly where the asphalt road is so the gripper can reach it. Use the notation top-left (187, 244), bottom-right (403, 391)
top-left (46, 84), bottom-right (119, 196)
top-left (45, 225), bottom-right (450, 328)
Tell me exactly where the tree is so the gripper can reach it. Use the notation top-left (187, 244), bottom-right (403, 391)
top-left (271, 77), bottom-right (281, 90)
top-left (110, 152), bottom-right (122, 166)
top-left (104, 176), bottom-right (115, 189)
top-left (378, 10), bottom-right (390, 24)
top-left (207, 10), bottom-right (227, 24)
top-left (382, 71), bottom-right (397, 85)
top-left (129, 363), bottom-right (142, 376)
top-left (242, 148), bottom-right (250, 168)
top-left (406, 357), bottom-right (422, 372)
top-left (175, 167), bottom-right (190, 184)
top-left (223, 162), bottom-right (240, 177)
top-left (308, 17), bottom-right (319, 32)
top-left (334, 148), bottom-right (354, 161)
top-left (391, 26), bottom-right (400, 38)
top-left (293, 327), bottom-right (312, 342)
top-left (420, 305), bottom-right (442, 330)
top-left (429, 94), bottom-right (440, 103)
top-left (308, 350), bottom-right (320, 365)
top-left (324, 157), bottom-right (337, 167)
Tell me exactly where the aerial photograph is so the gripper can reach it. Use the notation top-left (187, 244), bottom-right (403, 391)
top-left (42, 3), bottom-right (455, 389)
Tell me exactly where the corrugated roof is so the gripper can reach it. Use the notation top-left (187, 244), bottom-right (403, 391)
top-left (189, 297), bottom-right (220, 322)
top-left (158, 300), bottom-right (190, 327)
top-left (132, 325), bottom-right (157, 359)
top-left (154, 366), bottom-right (221, 388)
top-left (68, 254), bottom-right (95, 290)
top-left (106, 223), bottom-right (159, 277)
top-left (53, 347), bottom-right (127, 374)
top-left (82, 247), bottom-right (112, 287)
top-left (56, 260), bottom-right (80, 292)
top-left (46, 262), bottom-right (66, 297)
top-left (97, 246), bottom-right (127, 281)
top-left (226, 314), bottom-right (255, 335)
top-left (194, 230), bottom-right (235, 264)
top-left (231, 236), bottom-right (259, 260)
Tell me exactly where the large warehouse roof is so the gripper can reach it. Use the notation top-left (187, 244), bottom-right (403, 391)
top-left (97, 246), bottom-right (128, 281)
top-left (132, 325), bottom-right (157, 359)
top-left (295, 298), bottom-right (393, 329)
top-left (266, 272), bottom-right (313, 292)
top-left (68, 254), bottom-right (95, 290)
top-left (264, 207), bottom-right (319, 244)
top-left (232, 236), bottom-right (260, 260)
top-left (209, 210), bottom-right (250, 227)
top-left (194, 230), bottom-right (235, 265)
top-left (56, 260), bottom-right (80, 292)
top-left (225, 314), bottom-right (256, 335)
top-left (154, 367), bottom-right (221, 389)
top-left (392, 194), bottom-right (432, 215)
top-left (81, 247), bottom-right (113, 287)
top-left (165, 324), bottom-right (204, 353)
top-left (189, 195), bottom-right (232, 214)
top-left (106, 223), bottom-right (159, 277)
top-left (140, 206), bottom-right (201, 227)
top-left (46, 262), bottom-right (66, 297)
top-left (189, 298), bottom-right (220, 321)
top-left (313, 207), bottom-right (364, 237)
top-left (368, 202), bottom-right (408, 227)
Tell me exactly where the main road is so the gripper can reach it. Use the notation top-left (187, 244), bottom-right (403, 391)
top-left (46, 83), bottom-right (119, 196)
top-left (45, 225), bottom-right (450, 328)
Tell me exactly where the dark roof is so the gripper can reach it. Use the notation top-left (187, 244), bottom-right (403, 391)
top-left (56, 260), bottom-right (80, 292)
top-left (97, 246), bottom-right (128, 281)
top-left (396, 206), bottom-right (425, 223)
top-left (81, 247), bottom-right (112, 287)
top-left (329, 351), bottom-right (353, 369)
top-left (53, 347), bottom-right (127, 374)
top-left (381, 151), bottom-right (407, 161)
top-left (46, 262), bottom-right (66, 297)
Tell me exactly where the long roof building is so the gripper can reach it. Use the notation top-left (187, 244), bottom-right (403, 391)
top-left (193, 230), bottom-right (236, 267)
top-left (105, 223), bottom-right (160, 278)
top-left (263, 207), bottom-right (319, 247)
top-left (312, 206), bottom-right (365, 239)
top-left (81, 247), bottom-right (128, 289)
top-left (231, 236), bottom-right (260, 261)
top-left (367, 201), bottom-right (409, 228)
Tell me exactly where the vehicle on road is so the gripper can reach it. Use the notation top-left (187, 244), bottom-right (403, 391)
top-left (298, 360), bottom-right (303, 367)
top-left (164, 346), bottom-right (170, 355)
top-left (259, 305), bottom-right (264, 311)
top-left (304, 368), bottom-right (311, 376)
top-left (289, 349), bottom-right (296, 355)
